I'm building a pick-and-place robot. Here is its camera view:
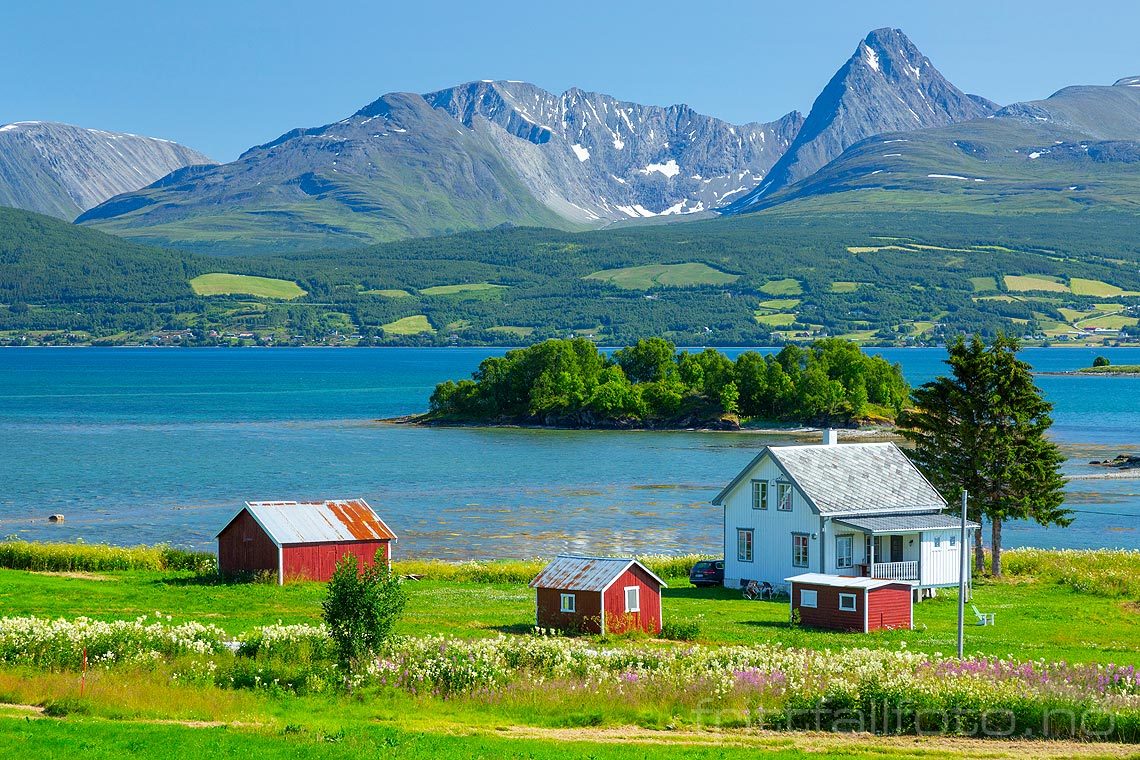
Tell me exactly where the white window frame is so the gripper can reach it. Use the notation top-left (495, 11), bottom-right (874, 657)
top-left (800, 589), bottom-right (817, 608)
top-left (792, 533), bottom-right (809, 568)
top-left (737, 528), bottom-right (754, 562)
top-left (559, 593), bottom-right (575, 613)
top-left (838, 593), bottom-right (857, 612)
top-left (624, 586), bottom-right (640, 613)
top-left (776, 482), bottom-right (793, 511)
top-left (835, 534), bottom-right (853, 569)
top-left (751, 480), bottom-right (768, 510)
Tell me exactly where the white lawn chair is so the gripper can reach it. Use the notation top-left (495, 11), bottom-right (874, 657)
top-left (971, 604), bottom-right (995, 626)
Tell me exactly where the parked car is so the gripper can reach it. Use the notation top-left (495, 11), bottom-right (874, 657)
top-left (689, 559), bottom-right (724, 587)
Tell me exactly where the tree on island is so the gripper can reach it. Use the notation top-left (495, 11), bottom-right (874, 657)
top-left (428, 337), bottom-right (910, 428)
top-left (1093, 356), bottom-right (1111, 367)
top-left (900, 335), bottom-right (1070, 576)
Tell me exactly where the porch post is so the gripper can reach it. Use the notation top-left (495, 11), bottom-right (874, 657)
top-left (869, 534), bottom-right (875, 578)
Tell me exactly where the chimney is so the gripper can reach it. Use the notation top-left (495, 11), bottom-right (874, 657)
top-left (822, 428), bottom-right (838, 446)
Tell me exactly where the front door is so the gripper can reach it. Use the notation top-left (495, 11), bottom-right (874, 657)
top-left (890, 535), bottom-right (904, 563)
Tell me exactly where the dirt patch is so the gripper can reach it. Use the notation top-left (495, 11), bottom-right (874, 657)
top-left (1122, 600), bottom-right (1140, 615)
top-left (497, 724), bottom-right (1139, 758)
top-left (32, 571), bottom-right (118, 582)
top-left (0, 703), bottom-right (44, 715)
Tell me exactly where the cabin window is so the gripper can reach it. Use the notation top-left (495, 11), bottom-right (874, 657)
top-left (835, 535), bottom-right (853, 569)
top-left (792, 533), bottom-right (809, 568)
top-left (933, 535), bottom-right (942, 550)
top-left (838, 593), bottom-right (857, 611)
top-left (737, 529), bottom-right (754, 562)
top-left (624, 586), bottom-right (640, 613)
top-left (559, 593), bottom-right (575, 613)
top-left (799, 589), bottom-right (817, 608)
top-left (751, 480), bottom-right (768, 510)
top-left (949, 534), bottom-right (958, 548)
top-left (776, 482), bottom-right (793, 511)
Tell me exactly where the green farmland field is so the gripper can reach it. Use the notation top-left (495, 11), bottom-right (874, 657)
top-left (584, 262), bottom-right (739, 290)
top-left (189, 273), bottom-right (307, 300)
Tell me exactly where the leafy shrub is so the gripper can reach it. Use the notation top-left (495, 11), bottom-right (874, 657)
top-left (322, 555), bottom-right (407, 672)
top-left (661, 618), bottom-right (701, 641)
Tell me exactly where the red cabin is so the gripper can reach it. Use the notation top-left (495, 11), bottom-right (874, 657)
top-left (530, 555), bottom-right (667, 635)
top-left (786, 573), bottom-right (912, 633)
top-left (216, 499), bottom-right (396, 584)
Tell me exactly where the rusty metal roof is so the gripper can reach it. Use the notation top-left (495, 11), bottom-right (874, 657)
top-left (529, 554), bottom-right (667, 592)
top-left (218, 499), bottom-right (397, 546)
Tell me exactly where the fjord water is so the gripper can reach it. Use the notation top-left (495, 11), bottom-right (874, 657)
top-left (1, 347), bottom-right (1137, 557)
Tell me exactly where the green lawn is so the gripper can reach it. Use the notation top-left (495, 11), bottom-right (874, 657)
top-left (189, 273), bottom-right (307, 300)
top-left (584, 263), bottom-right (739, 290)
top-left (380, 315), bottom-right (433, 335)
top-left (1, 569), bottom-right (1134, 664)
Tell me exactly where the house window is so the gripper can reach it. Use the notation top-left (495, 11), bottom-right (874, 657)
top-left (835, 535), bottom-right (853, 569)
top-left (933, 535), bottom-right (942, 549)
top-left (777, 482), bottom-right (793, 511)
top-left (559, 593), bottom-right (575, 613)
top-left (950, 534), bottom-right (958, 548)
top-left (737, 529), bottom-right (754, 562)
top-left (624, 586), bottom-right (640, 613)
top-left (838, 593), bottom-right (857, 611)
top-left (800, 589), bottom-right (817, 608)
top-left (792, 533), bottom-right (809, 568)
top-left (751, 480), bottom-right (768, 510)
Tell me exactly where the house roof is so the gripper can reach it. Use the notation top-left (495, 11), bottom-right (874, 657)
top-left (834, 512), bottom-right (980, 534)
top-left (712, 442), bottom-right (946, 515)
top-left (529, 554), bottom-right (667, 592)
top-left (217, 499), bottom-right (397, 546)
top-left (786, 572), bottom-right (913, 590)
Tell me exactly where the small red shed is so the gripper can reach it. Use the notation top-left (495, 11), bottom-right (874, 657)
top-left (216, 499), bottom-right (396, 584)
top-left (530, 555), bottom-right (667, 635)
top-left (786, 573), bottom-right (913, 633)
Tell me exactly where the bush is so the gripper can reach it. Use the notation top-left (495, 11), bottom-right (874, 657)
top-left (661, 617), bottom-right (701, 641)
top-left (322, 554), bottom-right (407, 672)
top-left (1093, 356), bottom-right (1111, 367)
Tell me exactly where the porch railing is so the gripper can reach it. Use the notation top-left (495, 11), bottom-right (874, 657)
top-left (872, 560), bottom-right (918, 581)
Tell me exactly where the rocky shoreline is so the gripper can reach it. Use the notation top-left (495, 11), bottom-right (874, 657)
top-left (1089, 454), bottom-right (1140, 470)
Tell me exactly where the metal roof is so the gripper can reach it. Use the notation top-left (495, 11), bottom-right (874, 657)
top-left (529, 554), bottom-right (667, 592)
top-left (834, 512), bottom-right (980, 534)
top-left (785, 572), bottom-right (912, 590)
top-left (713, 442), bottom-right (946, 515)
top-left (218, 499), bottom-right (397, 546)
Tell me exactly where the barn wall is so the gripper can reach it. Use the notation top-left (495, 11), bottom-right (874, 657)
top-left (602, 565), bottom-right (663, 634)
top-left (867, 585), bottom-right (913, 630)
top-left (282, 540), bottom-right (390, 582)
top-left (536, 588), bottom-right (603, 633)
top-left (218, 510), bottom-right (278, 576)
top-left (721, 453), bottom-right (822, 590)
top-left (791, 582), bottom-right (866, 632)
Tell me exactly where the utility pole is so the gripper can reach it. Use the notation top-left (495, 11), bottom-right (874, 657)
top-left (957, 490), bottom-right (968, 659)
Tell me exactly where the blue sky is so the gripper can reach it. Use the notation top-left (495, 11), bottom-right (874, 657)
top-left (2, 0), bottom-right (1137, 161)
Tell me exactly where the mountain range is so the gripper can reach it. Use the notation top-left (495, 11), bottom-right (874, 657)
top-left (0, 121), bottom-right (212, 220)
top-left (1, 27), bottom-right (1138, 257)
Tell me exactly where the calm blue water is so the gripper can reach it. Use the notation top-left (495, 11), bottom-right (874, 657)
top-left (1, 347), bottom-right (1137, 557)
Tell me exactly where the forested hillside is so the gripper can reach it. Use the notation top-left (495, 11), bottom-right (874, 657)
top-left (2, 205), bottom-right (1139, 346)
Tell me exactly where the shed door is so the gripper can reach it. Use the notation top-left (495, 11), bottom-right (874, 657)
top-left (890, 535), bottom-right (904, 563)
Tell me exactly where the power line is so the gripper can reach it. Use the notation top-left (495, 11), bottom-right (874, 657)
top-left (1069, 508), bottom-right (1140, 518)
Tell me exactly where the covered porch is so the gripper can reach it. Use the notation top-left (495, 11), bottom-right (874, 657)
top-left (833, 512), bottom-right (976, 588)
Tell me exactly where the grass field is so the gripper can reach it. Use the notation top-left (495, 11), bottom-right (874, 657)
top-left (584, 262), bottom-right (739, 290)
top-left (487, 325), bottom-right (534, 337)
top-left (829, 281), bottom-right (861, 293)
top-left (0, 565), bottom-right (1135, 664)
top-left (969, 276), bottom-right (998, 292)
top-left (758, 298), bottom-right (801, 310)
top-left (189, 273), bottom-right (307, 300)
top-left (759, 278), bottom-right (803, 296)
top-left (1081, 314), bottom-right (1140, 329)
top-left (418, 283), bottom-right (507, 296)
top-left (1069, 277), bottom-right (1140, 298)
top-left (1004, 274), bottom-right (1070, 294)
top-left (380, 315), bottom-right (433, 335)
top-left (361, 288), bottom-right (412, 298)
top-left (755, 312), bottom-right (797, 327)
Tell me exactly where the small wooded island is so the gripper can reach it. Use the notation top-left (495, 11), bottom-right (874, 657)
top-left (416, 337), bottom-right (909, 429)
top-left (1076, 357), bottom-right (1140, 376)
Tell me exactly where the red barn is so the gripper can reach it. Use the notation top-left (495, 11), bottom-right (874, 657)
top-left (786, 573), bottom-right (913, 632)
top-left (216, 499), bottom-right (396, 584)
top-left (530, 555), bottom-right (666, 635)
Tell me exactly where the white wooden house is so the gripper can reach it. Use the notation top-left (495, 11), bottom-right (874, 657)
top-left (711, 431), bottom-right (977, 596)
